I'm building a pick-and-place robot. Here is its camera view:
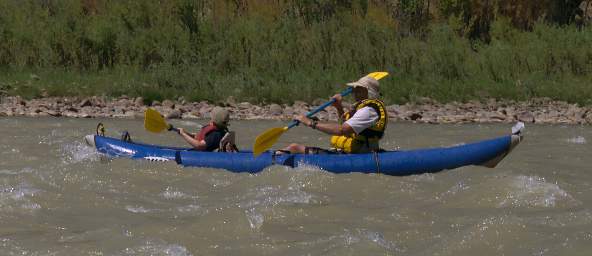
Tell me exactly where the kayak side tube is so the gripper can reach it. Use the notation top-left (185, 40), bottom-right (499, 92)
top-left (84, 133), bottom-right (523, 176)
top-left (171, 135), bottom-right (520, 175)
top-left (290, 135), bottom-right (520, 175)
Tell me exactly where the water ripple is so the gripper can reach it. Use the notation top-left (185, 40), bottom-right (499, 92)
top-left (294, 228), bottom-right (405, 253)
top-left (0, 167), bottom-right (35, 176)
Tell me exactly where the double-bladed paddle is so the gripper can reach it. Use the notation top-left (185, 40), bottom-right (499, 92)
top-left (252, 72), bottom-right (389, 156)
top-left (144, 108), bottom-right (179, 133)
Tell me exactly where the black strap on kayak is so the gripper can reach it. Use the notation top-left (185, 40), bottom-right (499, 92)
top-left (120, 131), bottom-right (132, 142)
top-left (373, 151), bottom-right (381, 174)
top-left (175, 151), bottom-right (182, 164)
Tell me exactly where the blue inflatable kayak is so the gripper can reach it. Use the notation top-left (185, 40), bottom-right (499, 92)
top-left (84, 125), bottom-right (523, 176)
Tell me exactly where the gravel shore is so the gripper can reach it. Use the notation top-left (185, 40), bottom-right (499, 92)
top-left (1, 96), bottom-right (591, 125)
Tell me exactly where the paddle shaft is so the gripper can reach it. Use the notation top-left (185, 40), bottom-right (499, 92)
top-left (287, 87), bottom-right (353, 129)
top-left (168, 126), bottom-right (180, 133)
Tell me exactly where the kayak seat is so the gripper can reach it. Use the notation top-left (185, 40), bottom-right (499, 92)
top-left (218, 131), bottom-right (239, 152)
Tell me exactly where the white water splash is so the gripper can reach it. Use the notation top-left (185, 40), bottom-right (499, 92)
top-left (38, 129), bottom-right (67, 146)
top-left (126, 204), bottom-right (207, 216)
top-left (289, 228), bottom-right (404, 253)
top-left (160, 187), bottom-right (197, 200)
top-left (421, 215), bottom-right (525, 255)
top-left (499, 175), bottom-right (575, 208)
top-left (242, 185), bottom-right (314, 208)
top-left (362, 230), bottom-right (402, 252)
top-left (125, 206), bottom-right (153, 213)
top-left (443, 180), bottom-right (471, 196)
top-left (2, 147), bottom-right (20, 154)
top-left (245, 207), bottom-right (264, 230)
top-left (176, 204), bottom-right (207, 214)
top-left (294, 161), bottom-right (330, 173)
top-left (0, 182), bottom-right (42, 213)
top-left (0, 238), bottom-right (31, 255)
top-left (207, 177), bottom-right (232, 188)
top-left (566, 136), bottom-right (586, 144)
top-left (60, 141), bottom-right (100, 164)
top-left (117, 239), bottom-right (192, 256)
top-left (340, 229), bottom-right (405, 253)
top-left (410, 173), bottom-right (436, 182)
top-left (239, 185), bottom-right (318, 230)
top-left (287, 166), bottom-right (335, 192)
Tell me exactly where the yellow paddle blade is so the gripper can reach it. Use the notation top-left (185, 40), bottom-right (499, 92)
top-left (253, 126), bottom-right (288, 156)
top-left (144, 108), bottom-right (169, 133)
top-left (367, 71), bottom-right (389, 80)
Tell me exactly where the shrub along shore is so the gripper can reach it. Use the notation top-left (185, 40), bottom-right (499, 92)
top-left (1, 1), bottom-right (591, 106)
top-left (2, 95), bottom-right (591, 125)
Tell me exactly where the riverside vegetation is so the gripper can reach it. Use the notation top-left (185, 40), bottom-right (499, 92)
top-left (0, 0), bottom-right (591, 106)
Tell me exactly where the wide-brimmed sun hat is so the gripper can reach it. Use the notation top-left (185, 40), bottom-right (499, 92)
top-left (346, 75), bottom-right (380, 99)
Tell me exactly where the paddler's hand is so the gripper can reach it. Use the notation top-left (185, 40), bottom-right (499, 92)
top-left (331, 94), bottom-right (343, 108)
top-left (177, 128), bottom-right (187, 136)
top-left (294, 115), bottom-right (312, 127)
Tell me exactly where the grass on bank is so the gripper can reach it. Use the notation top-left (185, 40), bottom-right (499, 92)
top-left (1, 0), bottom-right (591, 105)
top-left (2, 19), bottom-right (591, 106)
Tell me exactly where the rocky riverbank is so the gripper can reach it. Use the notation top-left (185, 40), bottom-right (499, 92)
top-left (1, 96), bottom-right (591, 125)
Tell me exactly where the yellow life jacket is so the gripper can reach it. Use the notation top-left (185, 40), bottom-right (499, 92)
top-left (330, 99), bottom-right (388, 153)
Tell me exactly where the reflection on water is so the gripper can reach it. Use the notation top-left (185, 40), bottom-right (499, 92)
top-left (1, 117), bottom-right (591, 255)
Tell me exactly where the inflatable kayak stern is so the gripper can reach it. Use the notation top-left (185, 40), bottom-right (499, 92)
top-left (84, 134), bottom-right (96, 147)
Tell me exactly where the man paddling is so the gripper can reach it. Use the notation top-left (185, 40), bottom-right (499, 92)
top-left (281, 75), bottom-right (388, 154)
top-left (178, 107), bottom-right (237, 152)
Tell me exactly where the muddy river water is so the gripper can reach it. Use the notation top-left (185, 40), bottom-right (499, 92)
top-left (1, 117), bottom-right (591, 255)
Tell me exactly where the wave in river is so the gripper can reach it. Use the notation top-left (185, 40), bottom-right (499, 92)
top-left (437, 174), bottom-right (579, 209)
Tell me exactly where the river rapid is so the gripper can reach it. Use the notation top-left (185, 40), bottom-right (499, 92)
top-left (1, 117), bottom-right (591, 255)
